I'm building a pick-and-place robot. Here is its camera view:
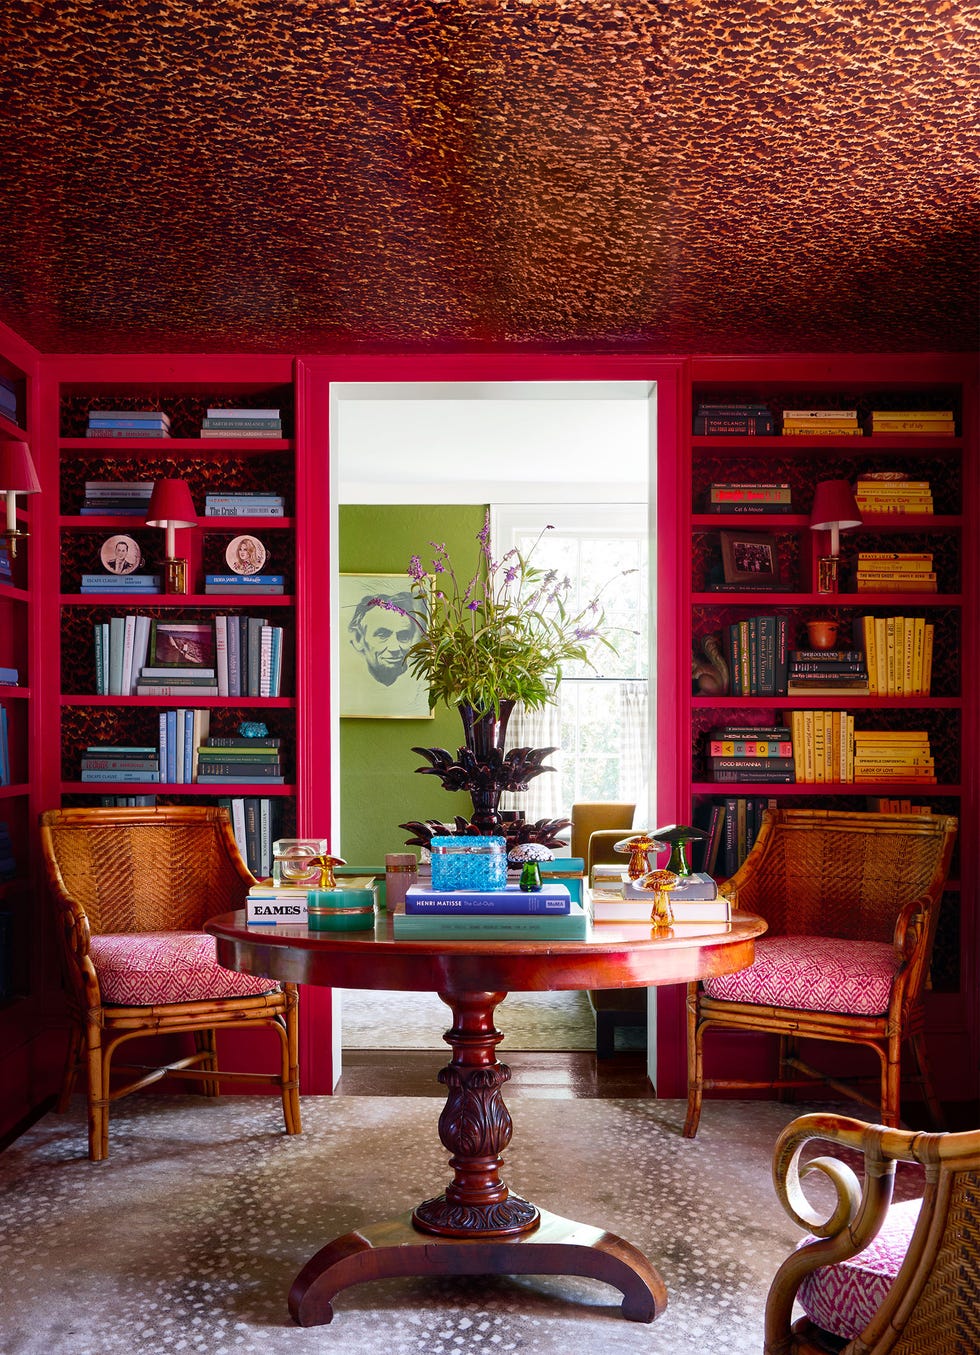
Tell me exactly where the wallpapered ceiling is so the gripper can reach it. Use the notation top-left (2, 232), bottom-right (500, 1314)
top-left (1, 1), bottom-right (976, 355)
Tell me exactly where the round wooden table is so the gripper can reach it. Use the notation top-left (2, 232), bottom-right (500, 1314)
top-left (207, 909), bottom-right (766, 1327)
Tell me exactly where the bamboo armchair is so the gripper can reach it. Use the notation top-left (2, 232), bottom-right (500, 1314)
top-left (684, 809), bottom-right (957, 1138)
top-left (40, 806), bottom-right (301, 1161)
top-left (765, 1111), bottom-right (980, 1354)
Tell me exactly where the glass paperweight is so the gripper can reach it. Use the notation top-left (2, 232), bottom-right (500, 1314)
top-left (429, 836), bottom-right (507, 892)
top-left (272, 838), bottom-right (330, 887)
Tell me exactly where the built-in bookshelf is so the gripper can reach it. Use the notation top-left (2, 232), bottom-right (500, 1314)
top-left (676, 355), bottom-right (977, 1086)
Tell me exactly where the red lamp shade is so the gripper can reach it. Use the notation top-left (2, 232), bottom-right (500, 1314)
top-left (810, 478), bottom-right (862, 556)
top-left (145, 478), bottom-right (197, 528)
top-left (0, 440), bottom-right (41, 495)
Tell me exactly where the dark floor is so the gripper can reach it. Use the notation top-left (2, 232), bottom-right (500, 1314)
top-left (335, 1048), bottom-right (653, 1098)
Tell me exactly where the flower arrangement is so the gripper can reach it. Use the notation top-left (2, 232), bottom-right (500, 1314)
top-left (375, 512), bottom-right (628, 715)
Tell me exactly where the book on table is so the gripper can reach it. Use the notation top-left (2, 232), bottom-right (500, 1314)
top-left (404, 882), bottom-right (571, 915)
top-left (391, 899), bottom-right (590, 940)
top-left (590, 893), bottom-right (732, 924)
top-left (622, 871), bottom-right (718, 902)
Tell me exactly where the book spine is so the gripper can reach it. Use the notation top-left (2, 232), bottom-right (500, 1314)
top-left (80, 769), bottom-right (160, 783)
top-left (204, 505), bottom-right (285, 516)
top-left (709, 757), bottom-right (795, 772)
top-left (711, 770), bottom-right (795, 783)
top-left (204, 736), bottom-right (282, 748)
top-left (709, 740), bottom-right (792, 757)
top-left (195, 760), bottom-right (281, 776)
top-left (80, 758), bottom-right (160, 771)
top-left (405, 895), bottom-right (571, 915)
top-left (758, 615), bottom-right (775, 696)
top-left (391, 911), bottom-right (588, 940)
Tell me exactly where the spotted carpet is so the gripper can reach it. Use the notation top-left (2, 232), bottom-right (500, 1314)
top-left (340, 986), bottom-right (599, 1051)
top-left (0, 1094), bottom-right (836, 1355)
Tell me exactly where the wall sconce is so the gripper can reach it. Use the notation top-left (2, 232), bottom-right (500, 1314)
top-left (810, 479), bottom-right (862, 593)
top-left (0, 440), bottom-right (41, 558)
top-left (145, 478), bottom-right (197, 594)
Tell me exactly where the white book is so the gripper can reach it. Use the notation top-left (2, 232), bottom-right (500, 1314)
top-left (230, 797), bottom-right (248, 862)
top-left (191, 707), bottom-right (210, 782)
top-left (259, 624), bottom-right (274, 697)
top-left (259, 798), bottom-right (272, 878)
top-left (174, 707), bottom-right (186, 784)
top-left (119, 615), bottom-right (137, 697)
top-left (247, 894), bottom-right (308, 924)
top-left (108, 617), bottom-right (127, 695)
top-left (214, 615), bottom-right (229, 696)
top-left (130, 615), bottom-right (151, 695)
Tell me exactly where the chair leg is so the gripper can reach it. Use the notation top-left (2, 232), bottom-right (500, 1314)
top-left (777, 1035), bottom-right (798, 1105)
top-left (882, 1034), bottom-right (902, 1129)
top-left (58, 1021), bottom-right (84, 1112)
top-left (909, 1030), bottom-right (945, 1131)
top-left (86, 1021), bottom-right (110, 1162)
top-left (280, 988), bottom-right (302, 1135)
top-left (683, 985), bottom-right (703, 1139)
top-left (194, 1029), bottom-right (220, 1098)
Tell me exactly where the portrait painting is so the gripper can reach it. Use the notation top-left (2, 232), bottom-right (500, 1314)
top-left (339, 573), bottom-right (431, 719)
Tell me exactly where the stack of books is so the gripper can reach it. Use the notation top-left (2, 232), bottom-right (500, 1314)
top-left (725, 615), bottom-right (789, 695)
top-left (699, 797), bottom-right (775, 876)
top-left (857, 614), bottom-right (934, 696)
top-left (157, 709), bottom-right (211, 785)
top-left (852, 729), bottom-right (936, 784)
top-left (789, 710), bottom-right (855, 784)
top-left (205, 572), bottom-right (285, 595)
top-left (136, 663), bottom-right (219, 697)
top-left (707, 723), bottom-right (794, 783)
top-left (705, 483), bottom-right (793, 514)
top-left (786, 646), bottom-right (869, 696)
top-left (864, 410), bottom-right (956, 436)
top-left (855, 552), bottom-right (937, 593)
top-left (0, 375), bottom-right (18, 425)
top-left (80, 480), bottom-right (154, 516)
top-left (246, 883), bottom-right (311, 924)
top-left (204, 493), bottom-right (285, 517)
top-left (81, 572), bottom-right (161, 596)
top-left (196, 736), bottom-right (284, 785)
top-left (693, 402), bottom-right (774, 435)
top-left (590, 871), bottom-right (730, 924)
top-left (80, 745), bottom-right (160, 784)
top-left (780, 408), bottom-right (862, 436)
top-left (200, 408), bottom-right (283, 439)
top-left (854, 477), bottom-right (934, 516)
top-left (86, 410), bottom-right (170, 439)
top-left (214, 616), bottom-right (284, 696)
top-left (866, 798), bottom-right (933, 816)
top-left (392, 880), bottom-right (589, 939)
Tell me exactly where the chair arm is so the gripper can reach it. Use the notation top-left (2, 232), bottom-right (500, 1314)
top-left (764, 1113), bottom-right (900, 1355)
top-left (892, 894), bottom-right (932, 964)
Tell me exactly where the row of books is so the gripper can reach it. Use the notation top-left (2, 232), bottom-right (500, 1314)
top-left (864, 410), bottom-right (955, 436)
top-left (858, 615), bottom-right (934, 696)
top-left (704, 482), bottom-right (793, 515)
top-left (204, 494), bottom-right (286, 517)
top-left (787, 714), bottom-right (937, 785)
top-left (707, 723), bottom-right (795, 783)
top-left (696, 797), bottom-right (775, 878)
top-left (693, 404), bottom-right (955, 438)
top-left (693, 402), bottom-right (774, 436)
top-left (854, 478), bottom-right (934, 516)
top-left (80, 724), bottom-right (286, 786)
top-left (220, 795), bottom-right (284, 878)
top-left (215, 615), bottom-right (285, 696)
top-left (724, 616), bottom-right (788, 696)
top-left (200, 408), bottom-right (283, 439)
top-left (855, 552), bottom-right (937, 594)
top-left (0, 704), bottom-right (10, 785)
top-left (91, 615), bottom-right (285, 697)
top-left (86, 412), bottom-right (170, 439)
top-left (79, 479), bottom-right (154, 516)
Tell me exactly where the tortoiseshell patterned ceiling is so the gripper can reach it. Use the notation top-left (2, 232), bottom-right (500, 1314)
top-left (1, 1), bottom-right (977, 355)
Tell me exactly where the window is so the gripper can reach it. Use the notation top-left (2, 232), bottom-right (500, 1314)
top-left (492, 506), bottom-right (650, 823)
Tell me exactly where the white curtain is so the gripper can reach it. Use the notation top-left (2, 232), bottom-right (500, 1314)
top-left (501, 696), bottom-right (564, 825)
top-left (619, 681), bottom-right (649, 810)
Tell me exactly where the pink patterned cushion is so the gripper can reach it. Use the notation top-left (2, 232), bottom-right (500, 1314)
top-left (797, 1197), bottom-right (921, 1338)
top-left (90, 931), bottom-right (280, 1005)
top-left (701, 936), bottom-right (899, 1014)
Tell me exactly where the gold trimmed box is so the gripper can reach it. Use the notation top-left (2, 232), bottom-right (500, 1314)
top-left (307, 881), bottom-right (377, 931)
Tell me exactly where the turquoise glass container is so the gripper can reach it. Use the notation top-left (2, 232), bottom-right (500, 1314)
top-left (306, 886), bottom-right (376, 931)
top-left (429, 836), bottom-right (507, 891)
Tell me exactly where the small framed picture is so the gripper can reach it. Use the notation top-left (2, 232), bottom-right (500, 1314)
top-left (226, 534), bottom-right (267, 575)
top-left (149, 620), bottom-right (216, 668)
top-left (720, 531), bottom-right (781, 586)
top-left (99, 534), bottom-right (142, 575)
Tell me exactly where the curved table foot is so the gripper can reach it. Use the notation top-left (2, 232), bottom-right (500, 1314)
top-left (288, 1208), bottom-right (668, 1327)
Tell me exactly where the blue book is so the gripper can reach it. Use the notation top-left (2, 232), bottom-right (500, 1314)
top-left (205, 574), bottom-right (285, 586)
top-left (182, 709), bottom-right (194, 785)
top-left (405, 883), bottom-right (571, 915)
top-left (157, 713), bottom-right (168, 783)
top-left (0, 666), bottom-right (18, 684)
top-left (166, 710), bottom-right (177, 784)
top-left (88, 417), bottom-right (170, 430)
top-left (80, 769), bottom-right (161, 783)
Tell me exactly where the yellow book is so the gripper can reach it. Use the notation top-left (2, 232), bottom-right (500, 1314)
top-left (911, 618), bottom-right (925, 695)
top-left (790, 709), bottom-right (806, 783)
top-left (862, 615), bottom-right (877, 695)
top-left (812, 713), bottom-right (825, 784)
top-left (874, 617), bottom-right (888, 696)
top-left (902, 619), bottom-right (915, 696)
top-left (802, 711), bottom-right (815, 784)
top-left (893, 616), bottom-right (905, 695)
top-left (831, 710), bottom-right (842, 782)
top-left (825, 710), bottom-right (835, 781)
top-left (922, 624), bottom-right (934, 695)
top-left (885, 617), bottom-right (896, 696)
top-left (846, 714), bottom-right (855, 782)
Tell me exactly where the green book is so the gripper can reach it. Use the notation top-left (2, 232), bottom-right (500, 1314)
top-left (391, 900), bottom-right (590, 941)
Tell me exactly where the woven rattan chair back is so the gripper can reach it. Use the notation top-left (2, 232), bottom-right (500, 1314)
top-left (39, 805), bottom-right (301, 1160)
top-left (765, 1113), bottom-right (980, 1355)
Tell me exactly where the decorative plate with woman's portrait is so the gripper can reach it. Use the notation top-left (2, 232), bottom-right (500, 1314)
top-left (99, 534), bottom-right (143, 575)
top-left (225, 534), bottom-right (267, 575)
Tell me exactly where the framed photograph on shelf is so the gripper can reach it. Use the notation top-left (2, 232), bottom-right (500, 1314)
top-left (339, 573), bottom-right (432, 719)
top-left (719, 531), bottom-right (781, 586)
top-left (149, 620), bottom-right (216, 668)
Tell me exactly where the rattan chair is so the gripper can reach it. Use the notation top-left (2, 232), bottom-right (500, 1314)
top-left (764, 1111), bottom-right (980, 1354)
top-left (684, 809), bottom-right (957, 1138)
top-left (40, 805), bottom-right (301, 1160)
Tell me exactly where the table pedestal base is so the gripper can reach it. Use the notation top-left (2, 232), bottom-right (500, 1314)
top-left (289, 990), bottom-right (667, 1326)
top-left (288, 1208), bottom-right (668, 1326)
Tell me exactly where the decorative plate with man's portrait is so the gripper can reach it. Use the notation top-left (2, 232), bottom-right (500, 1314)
top-left (99, 534), bottom-right (142, 575)
top-left (226, 534), bottom-right (267, 575)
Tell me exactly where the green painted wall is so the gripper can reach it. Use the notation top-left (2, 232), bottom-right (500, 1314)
top-left (339, 504), bottom-right (487, 863)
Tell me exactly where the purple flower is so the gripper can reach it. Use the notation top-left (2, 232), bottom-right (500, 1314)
top-left (467, 600), bottom-right (480, 611)
top-left (408, 554), bottom-right (426, 581)
top-left (504, 565), bottom-right (519, 584)
top-left (574, 627), bottom-right (599, 641)
top-left (432, 559), bottom-right (445, 572)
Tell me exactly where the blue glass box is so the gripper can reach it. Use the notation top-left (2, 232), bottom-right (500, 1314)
top-left (429, 836), bottom-right (507, 892)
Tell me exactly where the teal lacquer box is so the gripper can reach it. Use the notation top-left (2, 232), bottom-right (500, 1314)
top-left (307, 884), bottom-right (377, 931)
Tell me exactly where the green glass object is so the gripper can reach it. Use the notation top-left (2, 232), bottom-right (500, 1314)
top-left (652, 824), bottom-right (707, 877)
top-left (519, 861), bottom-right (543, 892)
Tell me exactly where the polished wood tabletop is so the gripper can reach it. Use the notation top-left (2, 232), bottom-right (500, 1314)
top-left (206, 907), bottom-right (766, 1329)
top-left (206, 908), bottom-right (767, 996)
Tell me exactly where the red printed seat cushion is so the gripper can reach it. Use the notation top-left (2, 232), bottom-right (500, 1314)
top-left (701, 936), bottom-right (899, 1014)
top-left (797, 1197), bottom-right (920, 1338)
top-left (90, 931), bottom-right (280, 1005)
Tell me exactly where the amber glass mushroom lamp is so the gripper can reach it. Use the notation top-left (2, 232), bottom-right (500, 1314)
top-left (810, 479), bottom-right (862, 594)
top-left (614, 833), bottom-right (664, 880)
top-left (0, 440), bottom-right (40, 558)
top-left (145, 478), bottom-right (197, 594)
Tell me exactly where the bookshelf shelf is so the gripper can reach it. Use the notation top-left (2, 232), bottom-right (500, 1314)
top-left (60, 695), bottom-right (296, 708)
top-left (691, 781), bottom-right (963, 797)
top-left (59, 593), bottom-right (295, 608)
top-left (60, 781), bottom-right (296, 796)
top-left (60, 437), bottom-right (293, 454)
top-left (692, 435), bottom-right (963, 454)
top-left (0, 783), bottom-right (31, 800)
